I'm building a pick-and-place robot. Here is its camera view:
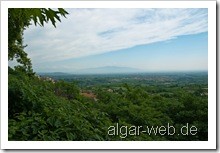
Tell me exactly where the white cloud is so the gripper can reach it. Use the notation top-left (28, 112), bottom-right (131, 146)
top-left (24, 8), bottom-right (207, 64)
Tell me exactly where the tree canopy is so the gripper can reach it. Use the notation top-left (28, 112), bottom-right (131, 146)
top-left (8, 8), bottom-right (68, 73)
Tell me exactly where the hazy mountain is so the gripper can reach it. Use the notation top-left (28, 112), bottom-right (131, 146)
top-left (74, 66), bottom-right (142, 74)
top-left (37, 72), bottom-right (71, 76)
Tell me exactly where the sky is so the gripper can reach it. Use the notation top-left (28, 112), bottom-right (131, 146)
top-left (18, 8), bottom-right (208, 72)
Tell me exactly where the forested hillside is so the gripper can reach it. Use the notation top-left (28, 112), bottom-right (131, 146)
top-left (9, 68), bottom-right (208, 140)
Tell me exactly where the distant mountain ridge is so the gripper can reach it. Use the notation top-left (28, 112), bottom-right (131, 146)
top-left (38, 66), bottom-right (143, 75)
top-left (38, 72), bottom-right (71, 76)
top-left (37, 68), bottom-right (208, 76)
top-left (74, 66), bottom-right (142, 74)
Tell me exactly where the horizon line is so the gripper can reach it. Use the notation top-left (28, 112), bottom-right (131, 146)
top-left (36, 70), bottom-right (208, 74)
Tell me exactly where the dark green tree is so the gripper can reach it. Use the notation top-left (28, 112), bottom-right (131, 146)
top-left (8, 8), bottom-right (68, 73)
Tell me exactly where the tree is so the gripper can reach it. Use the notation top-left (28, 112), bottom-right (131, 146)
top-left (8, 8), bottom-right (68, 73)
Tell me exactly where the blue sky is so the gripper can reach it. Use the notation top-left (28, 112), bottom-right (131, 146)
top-left (16, 8), bottom-right (208, 72)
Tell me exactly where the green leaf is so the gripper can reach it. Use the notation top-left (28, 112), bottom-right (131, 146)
top-left (66, 132), bottom-right (76, 140)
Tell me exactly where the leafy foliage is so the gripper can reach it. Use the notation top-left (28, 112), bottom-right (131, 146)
top-left (8, 8), bottom-right (68, 73)
top-left (8, 69), bottom-right (208, 141)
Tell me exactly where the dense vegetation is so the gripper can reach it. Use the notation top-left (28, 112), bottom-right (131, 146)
top-left (9, 69), bottom-right (208, 140)
top-left (8, 8), bottom-right (208, 141)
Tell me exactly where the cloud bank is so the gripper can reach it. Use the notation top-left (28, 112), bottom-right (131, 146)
top-left (24, 8), bottom-right (208, 63)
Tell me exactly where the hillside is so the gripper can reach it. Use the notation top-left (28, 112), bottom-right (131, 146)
top-left (8, 68), bottom-right (208, 141)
